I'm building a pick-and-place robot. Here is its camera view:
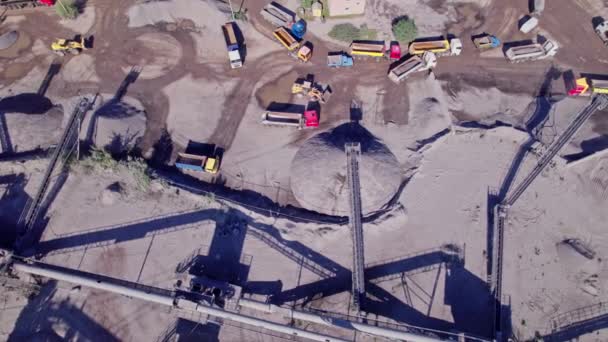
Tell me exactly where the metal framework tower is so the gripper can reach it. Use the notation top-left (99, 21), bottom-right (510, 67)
top-left (491, 94), bottom-right (608, 340)
top-left (345, 142), bottom-right (365, 312)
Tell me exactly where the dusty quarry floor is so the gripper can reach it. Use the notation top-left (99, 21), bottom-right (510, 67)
top-left (1, 0), bottom-right (608, 341)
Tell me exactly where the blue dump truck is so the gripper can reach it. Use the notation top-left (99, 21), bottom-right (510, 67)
top-left (473, 34), bottom-right (501, 49)
top-left (327, 52), bottom-right (353, 67)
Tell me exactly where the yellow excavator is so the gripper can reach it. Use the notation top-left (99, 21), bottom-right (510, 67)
top-left (291, 75), bottom-right (332, 103)
top-left (51, 36), bottom-right (87, 56)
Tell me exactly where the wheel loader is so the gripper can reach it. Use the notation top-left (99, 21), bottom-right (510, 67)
top-left (51, 37), bottom-right (87, 56)
top-left (291, 76), bottom-right (332, 104)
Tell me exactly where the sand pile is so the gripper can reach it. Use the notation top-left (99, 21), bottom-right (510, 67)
top-left (290, 123), bottom-right (402, 216)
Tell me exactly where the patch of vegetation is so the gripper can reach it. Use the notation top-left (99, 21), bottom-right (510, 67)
top-left (392, 16), bottom-right (417, 43)
top-left (328, 23), bottom-right (379, 42)
top-left (233, 8), bottom-right (248, 21)
top-left (122, 156), bottom-right (151, 191)
top-left (78, 147), bottom-right (151, 191)
top-left (301, 0), bottom-right (314, 9)
top-left (80, 147), bottom-right (118, 172)
top-left (359, 24), bottom-right (377, 40)
top-left (55, 0), bottom-right (79, 20)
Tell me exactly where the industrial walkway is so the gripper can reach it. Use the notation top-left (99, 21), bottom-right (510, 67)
top-left (345, 142), bottom-right (365, 312)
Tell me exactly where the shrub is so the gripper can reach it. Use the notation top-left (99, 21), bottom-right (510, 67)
top-left (392, 17), bottom-right (417, 43)
top-left (359, 24), bottom-right (377, 40)
top-left (55, 0), bottom-right (79, 20)
top-left (328, 23), bottom-right (360, 42)
top-left (328, 23), bottom-right (378, 42)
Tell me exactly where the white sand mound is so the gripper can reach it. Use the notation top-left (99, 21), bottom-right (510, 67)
top-left (290, 123), bottom-right (402, 216)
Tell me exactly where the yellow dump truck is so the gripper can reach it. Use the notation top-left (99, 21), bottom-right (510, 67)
top-left (273, 27), bottom-right (312, 62)
top-left (350, 41), bottom-right (385, 58)
top-left (175, 152), bottom-right (220, 174)
top-left (273, 27), bottom-right (300, 51)
top-left (408, 37), bottom-right (462, 56)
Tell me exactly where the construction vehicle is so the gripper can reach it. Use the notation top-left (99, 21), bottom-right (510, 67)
top-left (222, 22), bottom-right (243, 69)
top-left (290, 19), bottom-right (306, 39)
top-left (473, 34), bottom-right (501, 49)
top-left (175, 152), bottom-right (220, 174)
top-left (273, 27), bottom-right (299, 51)
top-left (531, 0), bottom-right (545, 15)
top-left (567, 76), bottom-right (608, 96)
top-left (327, 52), bottom-right (353, 67)
top-left (595, 21), bottom-right (608, 46)
top-left (389, 42), bottom-right (401, 60)
top-left (261, 109), bottom-right (318, 128)
top-left (519, 16), bottom-right (538, 33)
top-left (0, 0), bottom-right (53, 10)
top-left (291, 76), bottom-right (332, 103)
top-left (260, 1), bottom-right (295, 27)
top-left (504, 40), bottom-right (558, 62)
top-left (350, 41), bottom-right (386, 59)
top-left (51, 36), bottom-right (87, 56)
top-left (273, 27), bottom-right (311, 62)
top-left (388, 51), bottom-right (437, 84)
top-left (408, 37), bottom-right (462, 56)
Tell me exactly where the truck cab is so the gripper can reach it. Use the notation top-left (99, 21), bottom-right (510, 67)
top-left (297, 44), bottom-right (312, 62)
top-left (389, 42), bottom-right (401, 60)
top-left (449, 38), bottom-right (463, 56)
top-left (303, 110), bottom-right (319, 127)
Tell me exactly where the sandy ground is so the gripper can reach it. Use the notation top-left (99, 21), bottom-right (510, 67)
top-left (1, 0), bottom-right (608, 340)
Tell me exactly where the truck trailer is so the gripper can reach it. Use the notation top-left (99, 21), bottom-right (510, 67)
top-left (350, 41), bottom-right (386, 58)
top-left (222, 22), bottom-right (243, 69)
top-left (261, 110), bottom-right (319, 128)
top-left (260, 1), bottom-right (295, 27)
top-left (408, 37), bottom-right (462, 56)
top-left (504, 40), bottom-right (558, 62)
top-left (273, 27), bottom-right (299, 51)
top-left (388, 52), bottom-right (437, 84)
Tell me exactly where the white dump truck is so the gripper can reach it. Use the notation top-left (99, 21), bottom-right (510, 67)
top-left (388, 52), bottom-right (437, 83)
top-left (504, 40), bottom-right (558, 62)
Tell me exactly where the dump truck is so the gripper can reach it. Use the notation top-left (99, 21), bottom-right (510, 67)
top-left (175, 152), bottom-right (220, 174)
top-left (261, 109), bottom-right (319, 128)
top-left (568, 76), bottom-right (608, 96)
top-left (0, 0), bottom-right (54, 10)
top-left (595, 21), bottom-right (608, 46)
top-left (327, 52), bottom-right (353, 67)
top-left (531, 0), bottom-right (545, 15)
top-left (260, 1), bottom-right (295, 27)
top-left (473, 34), bottom-right (501, 49)
top-left (408, 37), bottom-right (462, 56)
top-left (388, 51), bottom-right (437, 84)
top-left (389, 42), bottom-right (401, 60)
top-left (350, 41), bottom-right (386, 58)
top-left (222, 22), bottom-right (243, 69)
top-left (504, 40), bottom-right (558, 62)
top-left (273, 27), bottom-right (299, 51)
top-left (519, 16), bottom-right (539, 33)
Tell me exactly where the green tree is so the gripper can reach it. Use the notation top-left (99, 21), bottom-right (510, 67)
top-left (328, 23), bottom-right (361, 42)
top-left (392, 17), bottom-right (417, 43)
top-left (55, 0), bottom-right (79, 20)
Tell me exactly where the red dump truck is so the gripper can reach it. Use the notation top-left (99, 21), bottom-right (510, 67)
top-left (261, 109), bottom-right (318, 129)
